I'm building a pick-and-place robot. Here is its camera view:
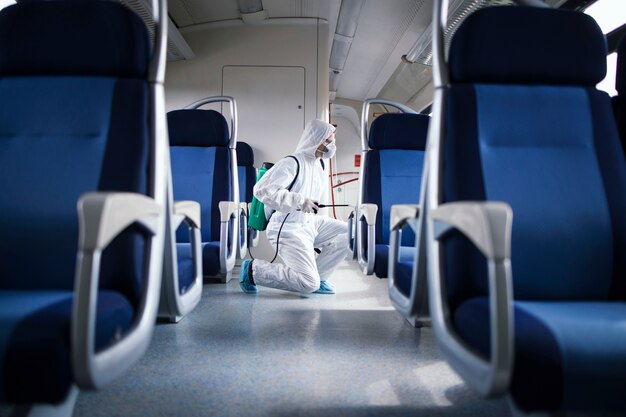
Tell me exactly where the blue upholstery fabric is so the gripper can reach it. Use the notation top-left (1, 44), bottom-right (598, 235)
top-left (0, 1), bottom-right (150, 77)
top-left (616, 35), bottom-right (626, 95)
top-left (588, 90), bottom-right (626, 299)
top-left (98, 80), bottom-right (149, 304)
top-left (362, 150), bottom-right (382, 239)
top-left (176, 246), bottom-right (195, 294)
top-left (395, 261), bottom-right (414, 297)
top-left (441, 5), bottom-right (626, 413)
top-left (368, 113), bottom-right (429, 150)
top-left (362, 151), bottom-right (423, 245)
top-left (442, 87), bottom-right (489, 309)
top-left (0, 78), bottom-right (112, 290)
top-left (449, 7), bottom-right (606, 85)
top-left (0, 78), bottom-right (149, 302)
top-left (0, 291), bottom-right (133, 403)
top-left (201, 242), bottom-right (221, 277)
top-left (178, 242), bottom-right (221, 279)
top-left (236, 141), bottom-right (254, 166)
top-left (374, 244), bottom-right (414, 279)
top-left (476, 85), bottom-right (612, 300)
top-left (170, 146), bottom-right (232, 244)
top-left (237, 142), bottom-right (256, 203)
top-left (167, 110), bottom-right (230, 147)
top-left (379, 150), bottom-right (422, 244)
top-left (454, 298), bottom-right (626, 412)
top-left (171, 147), bottom-right (217, 242)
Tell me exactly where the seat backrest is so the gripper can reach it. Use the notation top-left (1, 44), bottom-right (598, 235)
top-left (442, 6), bottom-right (626, 307)
top-left (614, 35), bottom-right (626, 153)
top-left (236, 141), bottom-right (256, 204)
top-left (167, 109), bottom-right (232, 243)
top-left (0, 0), bottom-right (152, 305)
top-left (362, 113), bottom-right (429, 246)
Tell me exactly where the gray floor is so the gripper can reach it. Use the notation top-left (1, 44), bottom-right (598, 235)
top-left (73, 261), bottom-right (511, 417)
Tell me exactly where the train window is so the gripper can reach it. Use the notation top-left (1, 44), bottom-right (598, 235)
top-left (0, 0), bottom-right (14, 11)
top-left (584, 0), bottom-right (626, 34)
top-left (596, 52), bottom-right (618, 96)
top-left (585, 0), bottom-right (623, 96)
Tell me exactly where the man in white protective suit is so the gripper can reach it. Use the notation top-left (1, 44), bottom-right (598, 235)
top-left (239, 119), bottom-right (350, 295)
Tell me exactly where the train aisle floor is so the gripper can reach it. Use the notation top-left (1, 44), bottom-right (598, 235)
top-left (73, 260), bottom-right (511, 417)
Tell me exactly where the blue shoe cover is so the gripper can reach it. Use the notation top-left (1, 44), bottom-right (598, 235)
top-left (314, 280), bottom-right (336, 294)
top-left (239, 259), bottom-right (258, 294)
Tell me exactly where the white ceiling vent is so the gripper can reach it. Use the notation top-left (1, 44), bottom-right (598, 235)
top-left (119, 0), bottom-right (195, 62)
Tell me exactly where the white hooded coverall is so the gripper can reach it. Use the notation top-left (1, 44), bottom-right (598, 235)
top-left (251, 120), bottom-right (350, 293)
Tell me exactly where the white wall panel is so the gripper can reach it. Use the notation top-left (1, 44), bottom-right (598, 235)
top-left (223, 65), bottom-right (305, 165)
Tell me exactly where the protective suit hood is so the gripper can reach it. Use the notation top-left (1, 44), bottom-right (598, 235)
top-left (294, 119), bottom-right (335, 159)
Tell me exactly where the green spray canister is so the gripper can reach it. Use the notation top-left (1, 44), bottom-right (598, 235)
top-left (248, 162), bottom-right (274, 231)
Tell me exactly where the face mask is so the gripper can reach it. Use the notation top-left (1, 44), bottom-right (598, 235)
top-left (322, 142), bottom-right (336, 159)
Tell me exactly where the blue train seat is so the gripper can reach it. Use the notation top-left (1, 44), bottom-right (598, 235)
top-left (236, 141), bottom-right (259, 250)
top-left (237, 142), bottom-right (256, 205)
top-left (356, 111), bottom-right (429, 278)
top-left (167, 108), bottom-right (239, 282)
top-left (613, 35), bottom-right (626, 154)
top-left (0, 0), bottom-right (167, 410)
top-left (427, 4), bottom-right (626, 414)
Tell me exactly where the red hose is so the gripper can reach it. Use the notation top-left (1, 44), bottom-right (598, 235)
top-left (332, 177), bottom-right (358, 188)
top-left (331, 171), bottom-right (359, 176)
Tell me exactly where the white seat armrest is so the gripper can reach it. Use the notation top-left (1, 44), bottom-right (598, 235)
top-left (390, 204), bottom-right (420, 231)
top-left (73, 192), bottom-right (164, 389)
top-left (357, 203), bottom-right (378, 275)
top-left (78, 192), bottom-right (162, 252)
top-left (429, 201), bottom-right (514, 397)
top-left (359, 203), bottom-right (378, 225)
top-left (174, 200), bottom-right (201, 229)
top-left (430, 201), bottom-right (511, 261)
top-left (219, 201), bottom-right (238, 222)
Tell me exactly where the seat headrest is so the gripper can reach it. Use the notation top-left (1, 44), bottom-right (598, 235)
top-left (167, 109), bottom-right (230, 147)
top-left (617, 35), bottom-right (626, 94)
top-left (449, 6), bottom-right (606, 85)
top-left (0, 0), bottom-right (150, 77)
top-left (236, 142), bottom-right (254, 166)
top-left (368, 113), bottom-right (430, 150)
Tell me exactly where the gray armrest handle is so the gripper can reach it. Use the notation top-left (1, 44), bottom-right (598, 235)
top-left (390, 204), bottom-right (420, 231)
top-left (357, 203), bottom-right (378, 275)
top-left (431, 202), bottom-right (511, 261)
top-left (359, 203), bottom-right (378, 225)
top-left (428, 201), bottom-right (514, 397)
top-left (218, 201), bottom-right (238, 273)
top-left (73, 192), bottom-right (164, 389)
top-left (78, 192), bottom-right (161, 251)
top-left (173, 200), bottom-right (201, 229)
top-left (160, 199), bottom-right (202, 321)
top-left (388, 204), bottom-right (425, 318)
top-left (346, 209), bottom-right (356, 259)
top-left (237, 202), bottom-right (248, 259)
